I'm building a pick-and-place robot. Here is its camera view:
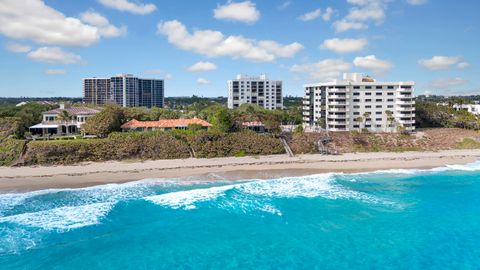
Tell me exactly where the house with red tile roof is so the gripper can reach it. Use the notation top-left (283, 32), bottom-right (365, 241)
top-left (121, 117), bottom-right (212, 132)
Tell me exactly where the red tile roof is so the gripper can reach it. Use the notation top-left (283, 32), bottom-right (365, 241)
top-left (121, 118), bottom-right (212, 129)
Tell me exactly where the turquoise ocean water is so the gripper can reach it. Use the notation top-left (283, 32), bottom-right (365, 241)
top-left (1, 161), bottom-right (480, 269)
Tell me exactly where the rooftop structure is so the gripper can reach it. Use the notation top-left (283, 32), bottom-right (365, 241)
top-left (121, 118), bottom-right (212, 131)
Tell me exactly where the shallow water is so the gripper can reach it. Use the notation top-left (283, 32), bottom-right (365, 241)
top-left (1, 162), bottom-right (480, 269)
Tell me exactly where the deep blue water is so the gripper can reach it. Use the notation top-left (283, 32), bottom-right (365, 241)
top-left (1, 162), bottom-right (480, 269)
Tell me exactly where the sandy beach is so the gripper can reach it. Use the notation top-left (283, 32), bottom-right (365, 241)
top-left (0, 149), bottom-right (479, 192)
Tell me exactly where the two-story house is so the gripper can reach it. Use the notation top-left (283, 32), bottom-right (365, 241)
top-left (29, 104), bottom-right (102, 137)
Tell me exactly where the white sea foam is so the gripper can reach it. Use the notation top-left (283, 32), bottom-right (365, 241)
top-left (145, 185), bottom-right (234, 210)
top-left (0, 202), bottom-right (113, 231)
top-left (145, 173), bottom-right (392, 212)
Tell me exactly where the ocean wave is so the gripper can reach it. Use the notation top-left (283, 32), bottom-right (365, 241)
top-left (0, 202), bottom-right (113, 231)
top-left (145, 173), bottom-right (392, 213)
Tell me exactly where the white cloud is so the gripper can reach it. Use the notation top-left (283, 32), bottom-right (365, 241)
top-left (457, 62), bottom-right (470, 70)
top-left (322, 7), bottom-right (335, 21)
top-left (407, 0), bottom-right (428, 5)
top-left (0, 0), bottom-right (100, 47)
top-left (157, 20), bottom-right (303, 62)
top-left (321, 38), bottom-right (368, 54)
top-left (197, 78), bottom-right (210, 85)
top-left (333, 19), bottom-right (368, 32)
top-left (80, 11), bottom-right (127, 38)
top-left (187, 61), bottom-right (217, 72)
top-left (5, 43), bottom-right (32, 53)
top-left (45, 69), bottom-right (66, 75)
top-left (299, 9), bottom-right (321, 22)
top-left (429, 77), bottom-right (468, 89)
top-left (213, 1), bottom-right (260, 24)
top-left (98, 0), bottom-right (156, 15)
top-left (418, 56), bottom-right (461, 70)
top-left (353, 55), bottom-right (393, 74)
top-left (290, 59), bottom-right (352, 81)
top-left (333, 0), bottom-right (388, 32)
top-left (27, 47), bottom-right (83, 64)
top-left (277, 1), bottom-right (291, 10)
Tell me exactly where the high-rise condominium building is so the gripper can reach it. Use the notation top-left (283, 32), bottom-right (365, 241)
top-left (227, 74), bottom-right (283, 110)
top-left (83, 74), bottom-right (164, 108)
top-left (303, 73), bottom-right (415, 133)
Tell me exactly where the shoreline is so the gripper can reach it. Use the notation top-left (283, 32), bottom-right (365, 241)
top-left (1, 149), bottom-right (480, 192)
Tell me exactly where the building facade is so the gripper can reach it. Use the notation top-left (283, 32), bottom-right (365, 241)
top-left (29, 104), bottom-right (102, 137)
top-left (83, 74), bottom-right (164, 108)
top-left (303, 73), bottom-right (415, 133)
top-left (227, 74), bottom-right (283, 110)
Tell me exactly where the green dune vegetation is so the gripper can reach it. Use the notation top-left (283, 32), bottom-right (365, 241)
top-left (0, 99), bottom-right (479, 166)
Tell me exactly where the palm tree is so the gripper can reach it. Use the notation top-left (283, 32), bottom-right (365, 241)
top-left (57, 110), bottom-right (71, 135)
top-left (385, 110), bottom-right (394, 132)
top-left (355, 116), bottom-right (363, 132)
top-left (362, 112), bottom-right (371, 132)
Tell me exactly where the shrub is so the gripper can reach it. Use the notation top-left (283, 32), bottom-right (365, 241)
top-left (0, 138), bottom-right (26, 166)
top-left (189, 131), bottom-right (285, 158)
top-left (23, 131), bottom-right (191, 165)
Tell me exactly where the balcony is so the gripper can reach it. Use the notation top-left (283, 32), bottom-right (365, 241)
top-left (328, 94), bottom-right (350, 99)
top-left (328, 88), bottom-right (347, 93)
top-left (327, 114), bottom-right (347, 119)
top-left (328, 107), bottom-right (350, 112)
top-left (397, 107), bottom-right (416, 112)
top-left (327, 121), bottom-right (349, 126)
top-left (396, 113), bottom-right (415, 118)
top-left (396, 100), bottom-right (415, 105)
top-left (328, 101), bottom-right (347, 106)
top-left (398, 119), bottom-right (415, 124)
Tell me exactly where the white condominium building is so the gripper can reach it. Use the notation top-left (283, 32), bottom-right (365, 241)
top-left (227, 74), bottom-right (283, 110)
top-left (303, 73), bottom-right (415, 133)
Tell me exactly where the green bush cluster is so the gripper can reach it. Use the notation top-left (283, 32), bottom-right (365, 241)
top-left (187, 131), bottom-right (285, 158)
top-left (0, 138), bottom-right (26, 166)
top-left (23, 131), bottom-right (191, 165)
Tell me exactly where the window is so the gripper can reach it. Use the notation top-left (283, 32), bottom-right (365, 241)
top-left (366, 86), bottom-right (372, 89)
top-left (376, 92), bottom-right (382, 96)
top-left (365, 92), bottom-right (372, 96)
top-left (365, 125), bottom-right (371, 128)
top-left (376, 125), bottom-right (382, 128)
top-left (353, 92), bottom-right (360, 96)
top-left (353, 125), bottom-right (359, 128)
top-left (376, 105), bottom-right (382, 108)
top-left (353, 112), bottom-right (360, 115)
top-left (376, 86), bottom-right (383, 89)
top-left (376, 99), bottom-right (382, 102)
top-left (353, 99), bottom-right (360, 102)
top-left (387, 105), bottom-right (394, 108)
top-left (353, 105), bottom-right (360, 109)
top-left (354, 86), bottom-right (360, 89)
top-left (376, 112), bottom-right (382, 115)
top-left (387, 99), bottom-right (394, 102)
top-left (401, 86), bottom-right (412, 89)
top-left (365, 105), bottom-right (372, 108)
top-left (387, 86), bottom-right (394, 89)
top-left (376, 118), bottom-right (382, 121)
top-left (387, 92), bottom-right (394, 96)
top-left (365, 99), bottom-right (372, 102)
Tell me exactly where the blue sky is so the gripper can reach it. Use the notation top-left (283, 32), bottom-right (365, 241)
top-left (0, 0), bottom-right (478, 97)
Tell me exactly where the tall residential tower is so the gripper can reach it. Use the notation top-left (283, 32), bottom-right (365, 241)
top-left (227, 74), bottom-right (282, 110)
top-left (83, 74), bottom-right (164, 108)
top-left (303, 73), bottom-right (415, 133)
